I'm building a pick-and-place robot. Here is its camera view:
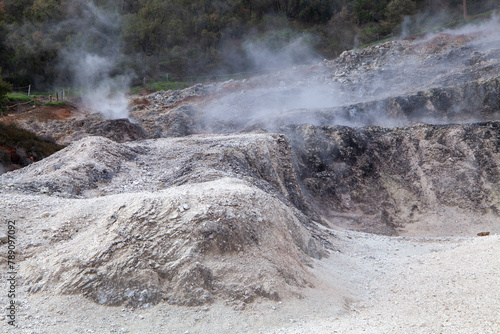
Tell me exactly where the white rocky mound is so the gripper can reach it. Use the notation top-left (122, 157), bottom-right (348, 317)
top-left (1, 135), bottom-right (327, 308)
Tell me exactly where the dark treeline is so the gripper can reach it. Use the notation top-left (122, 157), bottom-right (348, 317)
top-left (0, 0), bottom-right (498, 89)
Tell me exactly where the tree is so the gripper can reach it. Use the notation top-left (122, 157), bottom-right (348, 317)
top-left (0, 67), bottom-right (13, 112)
top-left (122, 0), bottom-right (182, 57)
top-left (27, 0), bottom-right (64, 22)
top-left (352, 0), bottom-right (389, 25)
top-left (386, 0), bottom-right (417, 26)
top-left (296, 0), bottom-right (334, 23)
top-left (2, 0), bottom-right (33, 23)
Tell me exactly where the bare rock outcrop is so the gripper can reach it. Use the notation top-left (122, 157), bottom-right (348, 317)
top-left (0, 136), bottom-right (138, 196)
top-left (284, 122), bottom-right (500, 234)
top-left (17, 179), bottom-right (319, 307)
top-left (0, 134), bottom-right (328, 307)
top-left (19, 116), bottom-right (146, 145)
top-left (1, 134), bottom-right (319, 222)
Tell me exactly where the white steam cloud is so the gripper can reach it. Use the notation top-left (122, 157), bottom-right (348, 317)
top-left (242, 34), bottom-right (320, 72)
top-left (201, 14), bottom-right (500, 131)
top-left (60, 0), bottom-right (131, 119)
top-left (72, 54), bottom-right (130, 119)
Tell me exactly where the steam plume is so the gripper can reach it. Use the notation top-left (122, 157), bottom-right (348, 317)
top-left (201, 14), bottom-right (500, 131)
top-left (60, 0), bottom-right (131, 119)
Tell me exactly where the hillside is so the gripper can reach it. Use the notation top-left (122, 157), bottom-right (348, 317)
top-left (1, 0), bottom-right (499, 88)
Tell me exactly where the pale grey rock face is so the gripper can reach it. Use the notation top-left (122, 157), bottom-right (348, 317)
top-left (1, 134), bottom-right (327, 307)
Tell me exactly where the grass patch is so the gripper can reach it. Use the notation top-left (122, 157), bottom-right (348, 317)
top-left (131, 81), bottom-right (191, 94)
top-left (7, 92), bottom-right (33, 103)
top-left (147, 81), bottom-right (190, 92)
top-left (437, 10), bottom-right (498, 31)
top-left (44, 101), bottom-right (66, 107)
top-left (30, 91), bottom-right (51, 96)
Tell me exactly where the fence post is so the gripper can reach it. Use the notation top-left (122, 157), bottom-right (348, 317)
top-left (56, 92), bottom-right (59, 101)
top-left (27, 85), bottom-right (31, 97)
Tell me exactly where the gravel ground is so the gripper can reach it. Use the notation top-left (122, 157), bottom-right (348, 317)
top-left (1, 228), bottom-right (498, 333)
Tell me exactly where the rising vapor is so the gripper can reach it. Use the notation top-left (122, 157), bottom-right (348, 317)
top-left (59, 0), bottom-right (132, 119)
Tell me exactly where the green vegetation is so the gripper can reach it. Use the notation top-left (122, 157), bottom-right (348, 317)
top-left (137, 81), bottom-right (191, 94)
top-left (7, 92), bottom-right (32, 103)
top-left (43, 101), bottom-right (65, 107)
top-left (0, 0), bottom-right (498, 91)
top-left (0, 67), bottom-right (12, 111)
top-left (30, 91), bottom-right (51, 96)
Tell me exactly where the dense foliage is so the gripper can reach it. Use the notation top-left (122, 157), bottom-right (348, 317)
top-left (0, 67), bottom-right (13, 111)
top-left (0, 0), bottom-right (498, 89)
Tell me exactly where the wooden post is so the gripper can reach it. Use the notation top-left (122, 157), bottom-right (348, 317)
top-left (463, 0), bottom-right (467, 19)
top-left (49, 95), bottom-right (52, 102)
top-left (27, 84), bottom-right (31, 97)
top-left (56, 92), bottom-right (59, 101)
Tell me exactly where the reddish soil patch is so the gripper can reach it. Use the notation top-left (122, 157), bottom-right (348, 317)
top-left (36, 104), bottom-right (75, 121)
top-left (1, 100), bottom-right (78, 125)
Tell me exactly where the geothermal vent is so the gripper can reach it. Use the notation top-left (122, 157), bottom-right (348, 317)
top-left (1, 20), bottom-right (500, 333)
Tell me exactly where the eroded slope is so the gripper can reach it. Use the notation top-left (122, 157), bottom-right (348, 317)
top-left (0, 134), bottom-right (329, 307)
top-left (284, 122), bottom-right (500, 235)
